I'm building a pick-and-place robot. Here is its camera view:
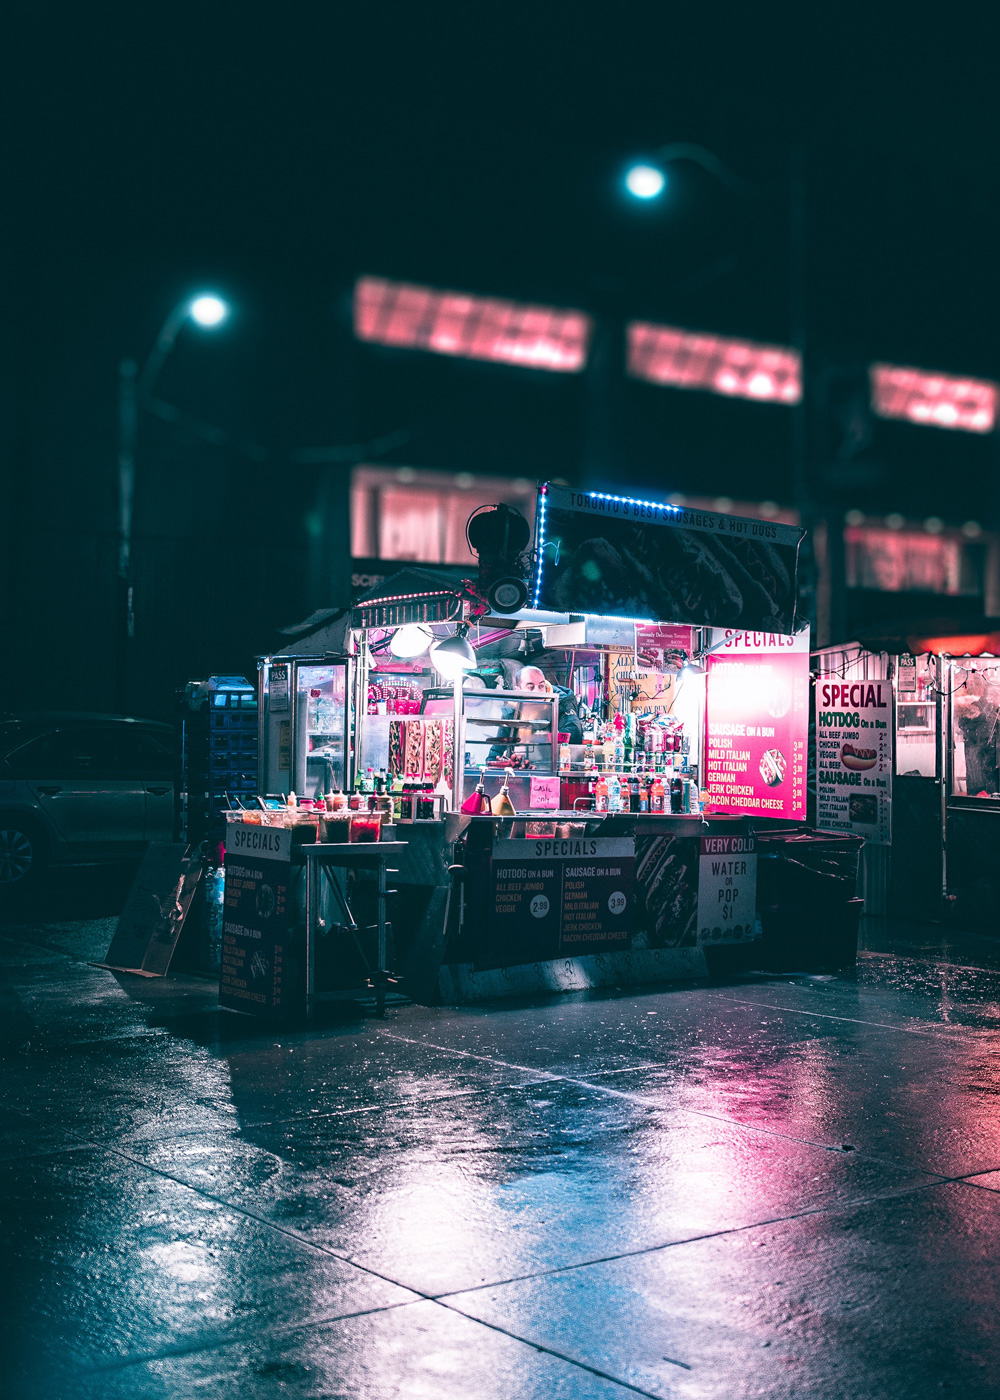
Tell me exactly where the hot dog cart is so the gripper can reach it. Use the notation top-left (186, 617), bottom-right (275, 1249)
top-left (229, 486), bottom-right (861, 1011)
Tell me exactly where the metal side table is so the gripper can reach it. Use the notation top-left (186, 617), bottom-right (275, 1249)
top-left (302, 841), bottom-right (407, 1016)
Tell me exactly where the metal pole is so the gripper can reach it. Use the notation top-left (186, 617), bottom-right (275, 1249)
top-left (114, 298), bottom-right (200, 712)
top-left (788, 141), bottom-right (815, 633)
top-left (452, 674), bottom-right (463, 812)
top-left (116, 357), bottom-right (137, 712)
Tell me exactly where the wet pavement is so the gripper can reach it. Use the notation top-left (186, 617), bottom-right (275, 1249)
top-left (3, 885), bottom-right (1000, 1397)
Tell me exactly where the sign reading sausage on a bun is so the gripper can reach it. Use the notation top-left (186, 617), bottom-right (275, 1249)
top-left (815, 677), bottom-right (892, 845)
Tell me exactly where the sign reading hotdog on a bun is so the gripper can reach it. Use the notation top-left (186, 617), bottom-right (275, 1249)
top-left (815, 677), bottom-right (892, 845)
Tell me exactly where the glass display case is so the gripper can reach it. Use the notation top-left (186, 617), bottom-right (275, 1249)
top-left (458, 688), bottom-right (559, 775)
top-left (895, 653), bottom-right (939, 780)
top-left (258, 656), bottom-right (350, 799)
top-left (948, 657), bottom-right (1000, 799)
top-left (297, 664), bottom-right (349, 799)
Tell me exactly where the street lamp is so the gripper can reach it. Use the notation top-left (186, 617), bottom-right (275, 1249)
top-left (116, 292), bottom-right (231, 709)
top-left (624, 163), bottom-right (666, 200)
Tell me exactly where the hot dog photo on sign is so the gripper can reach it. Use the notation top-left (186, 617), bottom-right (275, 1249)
top-left (841, 742), bottom-right (878, 772)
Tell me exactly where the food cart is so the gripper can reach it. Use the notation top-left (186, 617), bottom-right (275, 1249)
top-left (231, 488), bottom-right (830, 1012)
top-left (813, 625), bottom-right (1000, 931)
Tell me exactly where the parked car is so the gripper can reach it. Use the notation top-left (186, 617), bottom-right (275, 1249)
top-left (0, 714), bottom-right (175, 890)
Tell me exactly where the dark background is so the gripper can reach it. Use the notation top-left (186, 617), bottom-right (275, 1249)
top-left (2, 4), bottom-right (998, 717)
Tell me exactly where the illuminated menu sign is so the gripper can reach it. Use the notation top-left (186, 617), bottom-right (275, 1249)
top-left (705, 629), bottom-right (810, 820)
top-left (815, 677), bottom-right (892, 845)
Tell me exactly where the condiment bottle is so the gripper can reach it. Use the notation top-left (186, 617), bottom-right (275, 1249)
top-left (491, 773), bottom-right (517, 817)
top-left (461, 774), bottom-right (491, 815)
top-left (595, 775), bottom-right (609, 813)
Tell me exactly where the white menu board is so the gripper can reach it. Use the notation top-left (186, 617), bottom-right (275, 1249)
top-left (815, 677), bottom-right (892, 845)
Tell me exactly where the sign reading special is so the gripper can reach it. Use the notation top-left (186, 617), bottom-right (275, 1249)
top-left (220, 823), bottom-right (295, 1015)
top-left (815, 677), bottom-right (892, 844)
top-left (484, 836), bottom-right (634, 969)
top-left (705, 628), bottom-right (810, 819)
top-left (697, 833), bottom-right (758, 945)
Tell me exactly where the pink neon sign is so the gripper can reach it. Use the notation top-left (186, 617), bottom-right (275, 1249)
top-left (870, 363), bottom-right (996, 433)
top-left (354, 276), bottom-right (592, 372)
top-left (627, 322), bottom-right (802, 404)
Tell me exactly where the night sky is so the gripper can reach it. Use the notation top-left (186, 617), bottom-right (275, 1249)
top-left (3, 5), bottom-right (998, 711)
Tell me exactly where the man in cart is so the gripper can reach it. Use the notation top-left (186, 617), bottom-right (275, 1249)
top-left (954, 669), bottom-right (1000, 796)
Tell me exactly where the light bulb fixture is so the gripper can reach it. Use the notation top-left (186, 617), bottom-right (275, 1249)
top-left (389, 624), bottom-right (432, 658)
top-left (189, 294), bottom-right (230, 328)
top-left (429, 626), bottom-right (477, 678)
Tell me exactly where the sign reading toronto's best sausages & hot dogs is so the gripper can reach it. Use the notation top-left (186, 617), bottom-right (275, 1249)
top-left (815, 677), bottom-right (892, 844)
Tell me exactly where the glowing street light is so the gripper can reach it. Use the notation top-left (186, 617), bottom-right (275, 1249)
top-left (624, 163), bottom-right (666, 200)
top-left (189, 293), bottom-right (230, 328)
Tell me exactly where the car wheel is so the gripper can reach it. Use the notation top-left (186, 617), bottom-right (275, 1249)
top-left (0, 819), bottom-right (47, 891)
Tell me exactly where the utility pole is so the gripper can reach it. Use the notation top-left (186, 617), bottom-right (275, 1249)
top-left (114, 294), bottom-right (229, 712)
top-left (788, 141), bottom-right (819, 638)
top-left (116, 357), bottom-right (137, 712)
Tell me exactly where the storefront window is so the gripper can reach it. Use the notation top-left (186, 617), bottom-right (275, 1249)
top-left (350, 465), bottom-right (536, 566)
top-left (895, 654), bottom-right (938, 779)
top-left (949, 658), bottom-right (1000, 799)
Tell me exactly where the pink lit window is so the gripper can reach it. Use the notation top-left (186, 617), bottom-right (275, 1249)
top-left (354, 276), bottom-right (592, 372)
top-left (627, 322), bottom-right (802, 404)
top-left (870, 363), bottom-right (997, 433)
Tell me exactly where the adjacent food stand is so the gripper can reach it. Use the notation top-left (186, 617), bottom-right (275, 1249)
top-left (814, 627), bottom-right (1000, 930)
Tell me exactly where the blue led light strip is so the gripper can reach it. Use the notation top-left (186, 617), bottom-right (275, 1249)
top-left (587, 491), bottom-right (681, 514)
top-left (533, 485), bottom-right (679, 611)
top-left (532, 486), bottom-right (549, 607)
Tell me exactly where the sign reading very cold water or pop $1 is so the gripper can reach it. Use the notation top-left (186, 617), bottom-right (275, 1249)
top-left (705, 628), bottom-right (810, 820)
top-left (697, 833), bottom-right (758, 945)
top-left (815, 677), bottom-right (892, 845)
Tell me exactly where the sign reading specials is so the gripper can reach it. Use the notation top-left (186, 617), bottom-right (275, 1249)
top-left (220, 822), bottom-right (295, 1015)
top-left (815, 677), bottom-right (892, 845)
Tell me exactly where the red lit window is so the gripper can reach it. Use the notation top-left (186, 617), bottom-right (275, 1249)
top-left (870, 363), bottom-right (996, 433)
top-left (351, 466), bottom-right (537, 566)
top-left (844, 527), bottom-right (972, 595)
top-left (354, 277), bottom-right (592, 373)
top-left (627, 322), bottom-right (802, 404)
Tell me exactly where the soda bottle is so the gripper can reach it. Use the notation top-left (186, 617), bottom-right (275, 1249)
top-left (670, 775), bottom-right (684, 813)
top-left (638, 777), bottom-right (650, 814)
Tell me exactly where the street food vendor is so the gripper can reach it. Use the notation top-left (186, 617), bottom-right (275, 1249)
top-left (954, 670), bottom-right (1000, 796)
top-left (516, 664), bottom-right (583, 742)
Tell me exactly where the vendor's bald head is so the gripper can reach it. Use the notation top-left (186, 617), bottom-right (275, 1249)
top-left (517, 665), bottom-right (547, 692)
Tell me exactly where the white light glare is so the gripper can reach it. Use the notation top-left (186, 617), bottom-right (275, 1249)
top-left (189, 294), bottom-right (230, 328)
top-left (390, 624), bottom-right (432, 658)
top-left (429, 632), bottom-right (477, 678)
top-left (625, 164), bottom-right (666, 200)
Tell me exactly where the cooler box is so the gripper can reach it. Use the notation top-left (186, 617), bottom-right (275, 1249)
top-left (755, 829), bottom-right (865, 971)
